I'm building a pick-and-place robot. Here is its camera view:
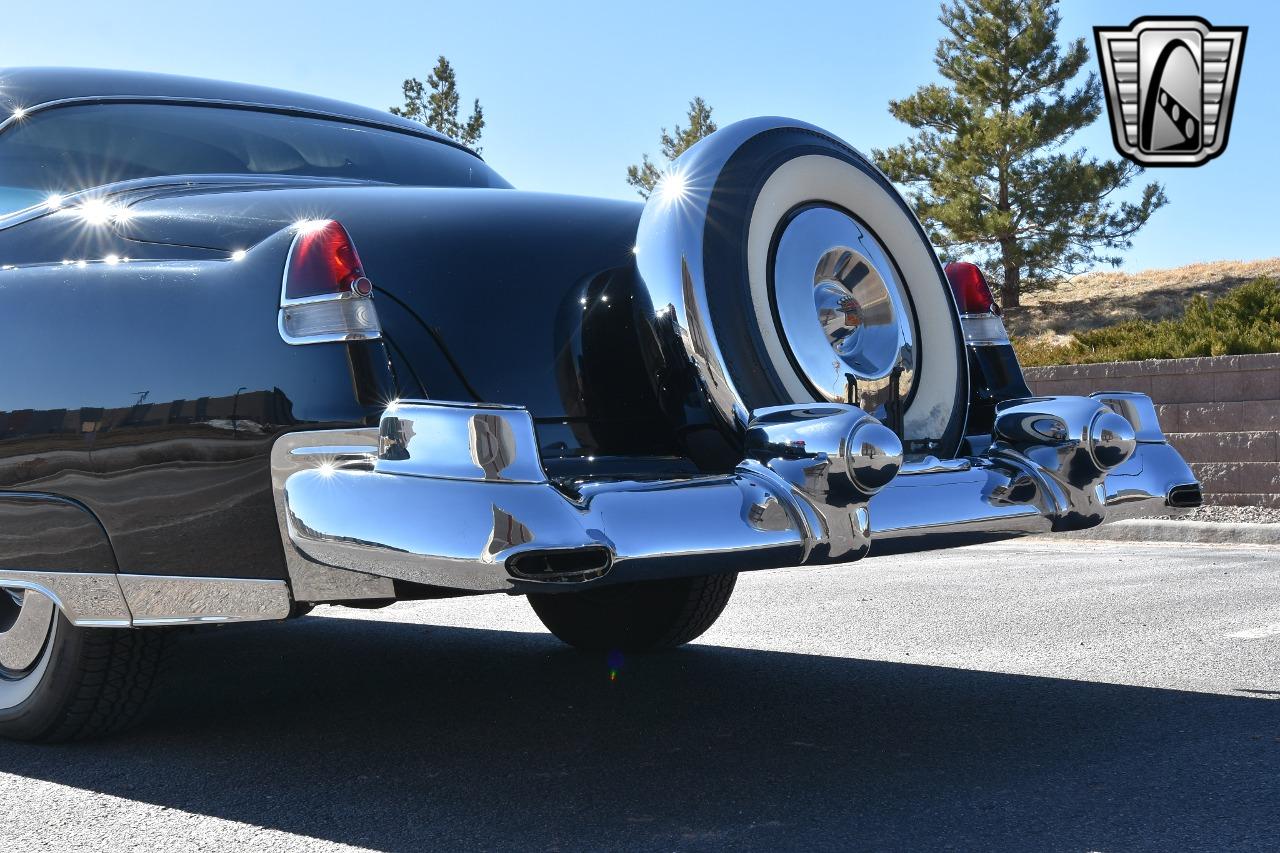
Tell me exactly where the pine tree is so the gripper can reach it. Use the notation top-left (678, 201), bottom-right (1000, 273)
top-left (391, 56), bottom-right (485, 151)
top-left (872, 0), bottom-right (1167, 307)
top-left (626, 97), bottom-right (718, 199)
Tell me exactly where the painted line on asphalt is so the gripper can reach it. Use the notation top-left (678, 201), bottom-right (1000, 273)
top-left (1227, 623), bottom-right (1280, 639)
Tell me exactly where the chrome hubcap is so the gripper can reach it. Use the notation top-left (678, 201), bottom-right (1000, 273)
top-left (772, 206), bottom-right (915, 419)
top-left (0, 588), bottom-right (56, 676)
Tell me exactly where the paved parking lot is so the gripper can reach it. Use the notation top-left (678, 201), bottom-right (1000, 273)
top-left (1, 538), bottom-right (1277, 851)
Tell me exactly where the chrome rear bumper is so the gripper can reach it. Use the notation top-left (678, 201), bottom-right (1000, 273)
top-left (274, 393), bottom-right (1198, 599)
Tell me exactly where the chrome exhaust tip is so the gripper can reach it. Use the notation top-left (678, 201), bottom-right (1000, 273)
top-left (1167, 483), bottom-right (1204, 508)
top-left (507, 548), bottom-right (613, 583)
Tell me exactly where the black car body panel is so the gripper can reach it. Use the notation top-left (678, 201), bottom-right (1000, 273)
top-left (0, 71), bottom-right (677, 579)
top-left (0, 228), bottom-right (394, 579)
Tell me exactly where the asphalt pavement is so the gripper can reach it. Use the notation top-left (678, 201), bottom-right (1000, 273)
top-left (1, 538), bottom-right (1277, 852)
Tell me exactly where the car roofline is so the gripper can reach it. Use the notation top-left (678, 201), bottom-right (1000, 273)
top-left (0, 94), bottom-right (482, 158)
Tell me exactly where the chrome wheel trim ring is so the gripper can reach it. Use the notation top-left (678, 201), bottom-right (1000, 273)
top-left (745, 155), bottom-right (963, 445)
top-left (771, 206), bottom-right (916, 414)
top-left (0, 588), bottom-right (57, 709)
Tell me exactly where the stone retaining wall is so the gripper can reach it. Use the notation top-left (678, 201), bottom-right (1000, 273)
top-left (1023, 353), bottom-right (1280, 507)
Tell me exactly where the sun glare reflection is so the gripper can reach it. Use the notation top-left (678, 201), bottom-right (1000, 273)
top-left (656, 169), bottom-right (689, 206)
top-left (77, 198), bottom-right (118, 226)
top-left (293, 218), bottom-right (332, 235)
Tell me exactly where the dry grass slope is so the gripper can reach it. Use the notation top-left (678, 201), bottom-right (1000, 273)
top-left (1003, 257), bottom-right (1280, 343)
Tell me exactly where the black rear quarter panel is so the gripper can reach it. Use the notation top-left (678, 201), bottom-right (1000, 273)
top-left (0, 226), bottom-right (391, 579)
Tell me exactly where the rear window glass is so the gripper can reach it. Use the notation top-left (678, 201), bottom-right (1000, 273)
top-left (0, 103), bottom-right (509, 213)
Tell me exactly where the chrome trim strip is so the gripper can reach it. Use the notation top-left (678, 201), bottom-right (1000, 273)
top-left (0, 570), bottom-right (294, 627)
top-left (0, 571), bottom-right (131, 628)
top-left (117, 575), bottom-right (291, 626)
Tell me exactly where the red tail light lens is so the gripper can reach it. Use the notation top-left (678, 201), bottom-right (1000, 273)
top-left (284, 220), bottom-right (371, 300)
top-left (944, 261), bottom-right (997, 315)
top-left (279, 219), bottom-right (381, 345)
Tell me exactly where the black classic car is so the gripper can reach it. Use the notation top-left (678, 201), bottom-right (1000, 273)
top-left (0, 68), bottom-right (1199, 741)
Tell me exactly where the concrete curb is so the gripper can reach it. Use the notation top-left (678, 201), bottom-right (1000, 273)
top-left (1048, 519), bottom-right (1280, 546)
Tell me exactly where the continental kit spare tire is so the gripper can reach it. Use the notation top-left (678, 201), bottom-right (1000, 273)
top-left (634, 118), bottom-right (968, 461)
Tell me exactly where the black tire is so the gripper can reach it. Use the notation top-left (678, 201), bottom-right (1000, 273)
top-left (528, 573), bottom-right (738, 652)
top-left (0, 612), bottom-right (170, 743)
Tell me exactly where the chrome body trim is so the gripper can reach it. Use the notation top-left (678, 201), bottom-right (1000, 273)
top-left (377, 400), bottom-right (545, 483)
top-left (1097, 441), bottom-right (1199, 520)
top-left (0, 570), bottom-right (294, 627)
top-left (270, 429), bottom-right (397, 602)
top-left (117, 575), bottom-right (291, 626)
top-left (1090, 391), bottom-right (1167, 443)
top-left (0, 571), bottom-right (132, 627)
top-left (743, 404), bottom-right (903, 563)
top-left (277, 393), bottom-right (1198, 592)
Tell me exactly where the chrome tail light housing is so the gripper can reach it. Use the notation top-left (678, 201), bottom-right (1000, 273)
top-left (278, 219), bottom-right (381, 345)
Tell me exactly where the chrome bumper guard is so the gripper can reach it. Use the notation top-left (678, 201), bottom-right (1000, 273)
top-left (276, 392), bottom-right (1198, 596)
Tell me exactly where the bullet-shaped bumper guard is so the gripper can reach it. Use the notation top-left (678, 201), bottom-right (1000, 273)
top-left (279, 394), bottom-right (1199, 593)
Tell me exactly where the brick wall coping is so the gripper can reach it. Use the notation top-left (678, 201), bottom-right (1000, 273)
top-left (1022, 352), bottom-right (1280, 380)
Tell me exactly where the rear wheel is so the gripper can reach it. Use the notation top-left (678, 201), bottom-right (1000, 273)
top-left (528, 573), bottom-right (738, 652)
top-left (0, 588), bottom-right (169, 742)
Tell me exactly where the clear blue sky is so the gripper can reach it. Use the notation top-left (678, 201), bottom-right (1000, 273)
top-left (3, 0), bottom-right (1274, 271)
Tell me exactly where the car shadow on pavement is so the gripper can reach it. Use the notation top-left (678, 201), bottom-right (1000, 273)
top-left (1, 614), bottom-right (1277, 851)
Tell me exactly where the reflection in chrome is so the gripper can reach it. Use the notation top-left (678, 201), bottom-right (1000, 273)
top-left (269, 428), bottom-right (396, 603)
top-left (376, 401), bottom-right (543, 483)
top-left (117, 575), bottom-right (291, 626)
top-left (987, 396), bottom-right (1138, 529)
top-left (772, 207), bottom-right (916, 418)
top-left (0, 570), bottom-right (292, 627)
top-left (0, 587), bottom-right (55, 707)
top-left (278, 394), bottom-right (1196, 594)
top-left (0, 571), bottom-right (131, 627)
top-left (0, 588), bottom-right (55, 673)
top-left (745, 404), bottom-right (903, 562)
